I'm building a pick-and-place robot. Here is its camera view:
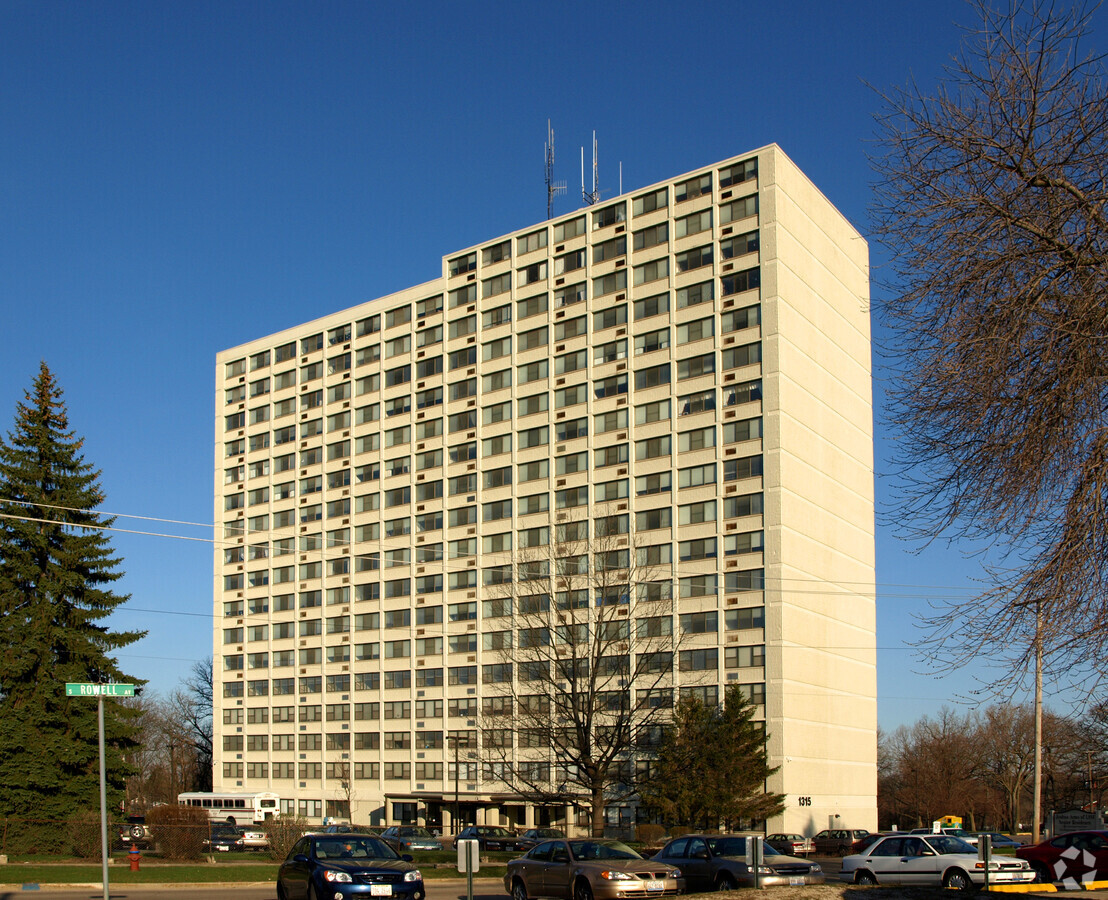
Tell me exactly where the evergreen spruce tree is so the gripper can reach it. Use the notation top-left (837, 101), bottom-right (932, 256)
top-left (0, 363), bottom-right (144, 822)
top-left (640, 685), bottom-right (785, 828)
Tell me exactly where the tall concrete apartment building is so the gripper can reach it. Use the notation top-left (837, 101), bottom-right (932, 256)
top-left (213, 145), bottom-right (876, 835)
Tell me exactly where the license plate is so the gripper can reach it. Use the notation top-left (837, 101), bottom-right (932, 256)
top-left (645, 881), bottom-right (665, 891)
top-left (789, 877), bottom-right (806, 886)
top-left (216, 846), bottom-right (230, 852)
top-left (370, 886), bottom-right (392, 896)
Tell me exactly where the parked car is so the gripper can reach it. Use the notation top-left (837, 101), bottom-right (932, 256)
top-left (504, 838), bottom-right (683, 900)
top-left (978, 832), bottom-right (1023, 849)
top-left (1017, 830), bottom-right (1108, 884)
top-left (811, 829), bottom-right (870, 856)
top-left (841, 833), bottom-right (1035, 890)
top-left (910, 827), bottom-right (979, 847)
top-left (651, 833), bottom-right (823, 891)
top-left (455, 824), bottom-right (524, 851)
top-left (205, 825), bottom-right (245, 852)
top-left (518, 828), bottom-right (567, 851)
top-left (379, 826), bottom-right (443, 852)
top-left (241, 827), bottom-right (270, 851)
top-left (303, 824), bottom-right (379, 837)
top-left (277, 833), bottom-right (423, 900)
top-left (118, 815), bottom-right (152, 848)
top-left (765, 833), bottom-right (814, 857)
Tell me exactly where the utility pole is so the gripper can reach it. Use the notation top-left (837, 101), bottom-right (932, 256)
top-left (1033, 602), bottom-right (1043, 844)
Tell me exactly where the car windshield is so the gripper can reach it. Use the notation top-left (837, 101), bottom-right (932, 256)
top-left (314, 838), bottom-right (398, 860)
top-left (402, 828), bottom-right (433, 837)
top-left (923, 836), bottom-right (976, 855)
top-left (482, 827), bottom-right (512, 836)
top-left (569, 841), bottom-right (641, 860)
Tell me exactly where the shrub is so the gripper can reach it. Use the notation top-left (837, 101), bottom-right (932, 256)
top-left (69, 810), bottom-right (102, 858)
top-left (146, 804), bottom-right (208, 859)
top-left (265, 814), bottom-right (310, 861)
top-left (635, 823), bottom-right (666, 847)
top-left (668, 825), bottom-right (691, 839)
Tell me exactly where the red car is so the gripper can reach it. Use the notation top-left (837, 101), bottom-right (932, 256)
top-left (1017, 831), bottom-right (1108, 884)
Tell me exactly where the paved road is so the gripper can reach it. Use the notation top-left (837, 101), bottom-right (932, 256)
top-left (0, 876), bottom-right (510, 900)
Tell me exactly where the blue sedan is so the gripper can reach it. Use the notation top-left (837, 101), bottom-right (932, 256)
top-left (277, 834), bottom-right (425, 900)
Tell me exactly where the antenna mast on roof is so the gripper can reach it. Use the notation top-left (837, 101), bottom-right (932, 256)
top-left (581, 131), bottom-right (601, 205)
top-left (545, 120), bottom-right (566, 219)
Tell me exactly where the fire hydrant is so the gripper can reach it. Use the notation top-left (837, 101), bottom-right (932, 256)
top-left (128, 845), bottom-right (141, 871)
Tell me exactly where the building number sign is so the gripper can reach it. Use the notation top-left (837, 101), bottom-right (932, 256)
top-left (797, 796), bottom-right (812, 806)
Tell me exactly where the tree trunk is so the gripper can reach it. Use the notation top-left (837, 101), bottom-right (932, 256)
top-left (591, 784), bottom-right (606, 837)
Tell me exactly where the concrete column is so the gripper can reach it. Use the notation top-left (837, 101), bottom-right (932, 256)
top-left (442, 808), bottom-right (453, 834)
top-left (524, 805), bottom-right (536, 829)
top-left (476, 806), bottom-right (486, 826)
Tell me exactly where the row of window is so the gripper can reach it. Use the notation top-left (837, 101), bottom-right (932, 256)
top-left (224, 347), bottom-right (760, 447)
top-left (220, 656), bottom-right (765, 697)
top-left (223, 641), bottom-right (766, 681)
top-left (223, 280), bottom-right (761, 397)
top-left (441, 161), bottom-right (758, 278)
top-left (222, 517), bottom-right (763, 587)
top-left (223, 649), bottom-right (765, 711)
top-left (227, 304), bottom-right (757, 418)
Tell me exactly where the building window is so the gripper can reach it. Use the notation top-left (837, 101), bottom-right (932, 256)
top-left (720, 194), bottom-right (758, 224)
top-left (675, 207), bottom-right (713, 239)
top-left (722, 268), bottom-right (761, 297)
top-left (675, 173), bottom-right (711, 202)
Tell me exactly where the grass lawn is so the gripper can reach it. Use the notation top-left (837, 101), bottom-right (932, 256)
top-left (0, 859), bottom-right (509, 884)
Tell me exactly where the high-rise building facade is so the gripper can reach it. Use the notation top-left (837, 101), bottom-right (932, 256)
top-left (213, 145), bottom-right (876, 835)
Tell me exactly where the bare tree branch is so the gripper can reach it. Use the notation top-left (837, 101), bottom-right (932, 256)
top-left (476, 506), bottom-right (694, 836)
top-left (871, 0), bottom-right (1108, 689)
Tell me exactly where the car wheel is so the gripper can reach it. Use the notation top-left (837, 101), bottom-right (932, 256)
top-left (837, 844), bottom-right (850, 857)
top-left (855, 871), bottom-right (878, 886)
top-left (943, 869), bottom-right (973, 891)
top-left (129, 825), bottom-right (145, 839)
top-left (512, 878), bottom-right (529, 900)
top-left (716, 874), bottom-right (738, 891)
top-left (574, 878), bottom-right (594, 900)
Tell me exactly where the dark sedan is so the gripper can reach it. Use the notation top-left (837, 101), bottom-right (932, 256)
top-left (277, 833), bottom-right (425, 900)
top-left (650, 833), bottom-right (824, 891)
top-left (379, 827), bottom-right (442, 852)
top-left (518, 828), bottom-right (567, 851)
top-left (811, 829), bottom-right (870, 856)
top-left (204, 825), bottom-right (245, 852)
top-left (455, 825), bottom-right (524, 851)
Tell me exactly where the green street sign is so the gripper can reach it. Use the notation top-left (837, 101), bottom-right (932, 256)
top-left (65, 683), bottom-right (135, 697)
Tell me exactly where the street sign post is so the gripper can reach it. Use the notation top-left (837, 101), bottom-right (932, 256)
top-left (67, 683), bottom-right (136, 900)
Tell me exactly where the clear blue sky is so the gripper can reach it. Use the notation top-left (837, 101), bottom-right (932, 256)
top-left (2, 0), bottom-right (1095, 730)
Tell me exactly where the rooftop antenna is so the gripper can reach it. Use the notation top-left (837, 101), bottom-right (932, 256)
top-left (581, 130), bottom-right (601, 205)
top-left (545, 120), bottom-right (566, 219)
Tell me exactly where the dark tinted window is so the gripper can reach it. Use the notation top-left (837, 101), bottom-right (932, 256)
top-left (872, 838), bottom-right (904, 857)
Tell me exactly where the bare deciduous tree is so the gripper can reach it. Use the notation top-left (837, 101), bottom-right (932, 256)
top-left (478, 508), bottom-right (694, 836)
top-left (878, 703), bottom-right (1096, 832)
top-left (176, 656), bottom-right (214, 791)
top-left (121, 658), bottom-right (214, 809)
top-left (872, 1), bottom-right (1108, 687)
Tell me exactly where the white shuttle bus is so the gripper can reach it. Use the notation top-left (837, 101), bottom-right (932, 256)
top-left (177, 791), bottom-right (281, 824)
